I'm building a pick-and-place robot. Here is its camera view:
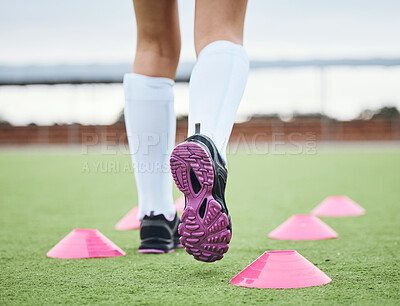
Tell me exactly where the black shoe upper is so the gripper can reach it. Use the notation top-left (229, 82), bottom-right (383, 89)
top-left (139, 212), bottom-right (180, 251)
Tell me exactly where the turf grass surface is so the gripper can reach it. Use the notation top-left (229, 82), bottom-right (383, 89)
top-left (0, 149), bottom-right (399, 305)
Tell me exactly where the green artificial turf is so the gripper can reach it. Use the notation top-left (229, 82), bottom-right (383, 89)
top-left (0, 148), bottom-right (399, 305)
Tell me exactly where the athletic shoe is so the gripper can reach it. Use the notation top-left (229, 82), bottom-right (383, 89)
top-left (170, 130), bottom-right (231, 262)
top-left (138, 211), bottom-right (181, 254)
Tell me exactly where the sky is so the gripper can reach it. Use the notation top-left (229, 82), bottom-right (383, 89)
top-left (1, 0), bottom-right (400, 65)
top-left (0, 0), bottom-right (399, 125)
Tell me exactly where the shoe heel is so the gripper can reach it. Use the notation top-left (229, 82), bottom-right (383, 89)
top-left (170, 142), bottom-right (214, 196)
top-left (170, 145), bottom-right (191, 194)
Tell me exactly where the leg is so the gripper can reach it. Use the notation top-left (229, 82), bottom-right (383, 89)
top-left (169, 0), bottom-right (249, 262)
top-left (133, 0), bottom-right (181, 79)
top-left (124, 0), bottom-right (181, 252)
top-left (189, 0), bottom-right (249, 162)
top-left (194, 0), bottom-right (247, 56)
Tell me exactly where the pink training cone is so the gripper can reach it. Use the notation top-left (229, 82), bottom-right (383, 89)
top-left (230, 250), bottom-right (332, 289)
top-left (174, 195), bottom-right (185, 213)
top-left (115, 196), bottom-right (185, 231)
top-left (47, 229), bottom-right (126, 259)
top-left (268, 214), bottom-right (338, 240)
top-left (312, 196), bottom-right (365, 217)
top-left (115, 206), bottom-right (141, 230)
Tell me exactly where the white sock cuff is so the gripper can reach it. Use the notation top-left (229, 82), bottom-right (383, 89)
top-left (198, 40), bottom-right (249, 66)
top-left (123, 73), bottom-right (174, 101)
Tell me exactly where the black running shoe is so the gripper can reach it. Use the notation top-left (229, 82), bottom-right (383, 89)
top-left (138, 212), bottom-right (181, 254)
top-left (170, 127), bottom-right (232, 262)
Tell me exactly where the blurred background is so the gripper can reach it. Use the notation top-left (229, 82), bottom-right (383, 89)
top-left (1, 0), bottom-right (399, 145)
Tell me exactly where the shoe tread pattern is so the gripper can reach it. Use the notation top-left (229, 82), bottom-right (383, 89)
top-left (170, 142), bottom-right (231, 262)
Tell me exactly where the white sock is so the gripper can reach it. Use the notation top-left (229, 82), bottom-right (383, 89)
top-left (188, 40), bottom-right (249, 163)
top-left (123, 73), bottom-right (176, 220)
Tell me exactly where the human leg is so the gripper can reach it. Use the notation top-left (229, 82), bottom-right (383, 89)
top-left (124, 0), bottom-right (181, 252)
top-left (169, 0), bottom-right (249, 262)
top-left (188, 0), bottom-right (249, 163)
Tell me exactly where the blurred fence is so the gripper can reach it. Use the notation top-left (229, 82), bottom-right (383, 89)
top-left (1, 117), bottom-right (399, 146)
